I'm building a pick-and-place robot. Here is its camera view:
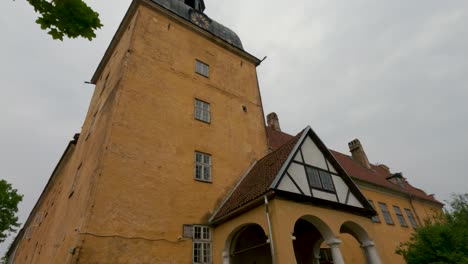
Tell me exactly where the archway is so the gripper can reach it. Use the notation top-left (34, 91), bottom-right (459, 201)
top-left (292, 216), bottom-right (343, 264)
top-left (226, 224), bottom-right (272, 264)
top-left (339, 221), bottom-right (382, 264)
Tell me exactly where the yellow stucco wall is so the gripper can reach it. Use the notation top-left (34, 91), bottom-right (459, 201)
top-left (212, 190), bottom-right (442, 264)
top-left (10, 8), bottom-right (139, 264)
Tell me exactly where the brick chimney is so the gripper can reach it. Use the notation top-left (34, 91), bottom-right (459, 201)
top-left (267, 112), bottom-right (281, 132)
top-left (348, 139), bottom-right (371, 169)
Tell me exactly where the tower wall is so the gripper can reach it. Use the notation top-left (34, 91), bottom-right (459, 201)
top-left (77, 4), bottom-right (268, 263)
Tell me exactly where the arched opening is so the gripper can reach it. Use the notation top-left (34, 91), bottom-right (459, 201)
top-left (292, 216), bottom-right (337, 264)
top-left (339, 221), bottom-right (381, 264)
top-left (227, 224), bottom-right (272, 264)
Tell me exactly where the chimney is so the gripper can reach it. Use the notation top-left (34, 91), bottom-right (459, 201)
top-left (267, 112), bottom-right (281, 132)
top-left (378, 164), bottom-right (390, 174)
top-left (348, 139), bottom-right (371, 169)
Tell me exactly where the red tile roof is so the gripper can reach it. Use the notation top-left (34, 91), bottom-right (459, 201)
top-left (210, 127), bottom-right (441, 223)
top-left (265, 127), bottom-right (442, 205)
top-left (211, 131), bottom-right (304, 221)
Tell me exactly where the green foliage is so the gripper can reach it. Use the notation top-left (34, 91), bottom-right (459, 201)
top-left (26, 0), bottom-right (102, 40)
top-left (396, 194), bottom-right (468, 264)
top-left (0, 180), bottom-right (22, 244)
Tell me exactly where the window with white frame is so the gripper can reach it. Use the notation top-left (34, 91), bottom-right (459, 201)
top-left (378, 202), bottom-right (394, 225)
top-left (195, 99), bottom-right (211, 123)
top-left (193, 226), bottom-right (212, 264)
top-left (404, 208), bottom-right (418, 228)
top-left (195, 152), bottom-right (211, 182)
top-left (195, 60), bottom-right (209, 77)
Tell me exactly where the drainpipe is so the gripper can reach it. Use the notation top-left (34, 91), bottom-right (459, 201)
top-left (264, 195), bottom-right (276, 264)
top-left (409, 194), bottom-right (423, 226)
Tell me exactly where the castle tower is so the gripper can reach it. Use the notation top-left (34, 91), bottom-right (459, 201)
top-left (8, 0), bottom-right (269, 262)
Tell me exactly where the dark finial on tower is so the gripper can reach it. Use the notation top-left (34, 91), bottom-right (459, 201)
top-left (267, 112), bottom-right (282, 132)
top-left (184, 0), bottom-right (205, 12)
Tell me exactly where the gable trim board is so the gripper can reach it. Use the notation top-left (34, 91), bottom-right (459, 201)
top-left (210, 126), bottom-right (377, 225)
top-left (210, 191), bottom-right (275, 226)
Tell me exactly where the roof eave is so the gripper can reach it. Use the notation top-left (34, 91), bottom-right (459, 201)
top-left (354, 177), bottom-right (444, 207)
top-left (209, 161), bottom-right (258, 223)
top-left (209, 191), bottom-right (275, 227)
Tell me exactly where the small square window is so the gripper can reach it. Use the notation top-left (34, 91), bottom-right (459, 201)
top-left (195, 60), bottom-right (209, 77)
top-left (195, 152), bottom-right (211, 182)
top-left (305, 166), bottom-right (336, 193)
top-left (195, 99), bottom-right (211, 123)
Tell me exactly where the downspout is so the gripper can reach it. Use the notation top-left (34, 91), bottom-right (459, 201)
top-left (264, 195), bottom-right (276, 264)
top-left (409, 194), bottom-right (423, 226)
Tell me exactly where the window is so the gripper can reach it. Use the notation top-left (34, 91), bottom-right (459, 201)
top-left (319, 171), bottom-right (335, 191)
top-left (378, 202), bottom-right (394, 225)
top-left (404, 208), bottom-right (418, 228)
top-left (193, 226), bottom-right (212, 264)
top-left (195, 152), bottom-right (211, 182)
top-left (195, 99), bottom-right (211, 123)
top-left (393, 206), bottom-right (408, 227)
top-left (305, 167), bottom-right (335, 192)
top-left (195, 60), bottom-right (209, 77)
top-left (368, 200), bottom-right (381, 223)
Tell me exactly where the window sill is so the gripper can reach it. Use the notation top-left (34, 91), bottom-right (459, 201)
top-left (195, 178), bottom-right (212, 184)
top-left (309, 187), bottom-right (336, 194)
top-left (195, 118), bottom-right (211, 124)
top-left (195, 72), bottom-right (209, 79)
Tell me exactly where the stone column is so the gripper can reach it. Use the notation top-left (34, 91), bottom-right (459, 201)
top-left (326, 238), bottom-right (345, 264)
top-left (222, 251), bottom-right (229, 264)
top-left (361, 240), bottom-right (382, 264)
top-left (313, 254), bottom-right (321, 264)
top-left (312, 239), bottom-right (323, 264)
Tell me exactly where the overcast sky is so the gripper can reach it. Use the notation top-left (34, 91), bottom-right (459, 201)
top-left (1, 0), bottom-right (467, 255)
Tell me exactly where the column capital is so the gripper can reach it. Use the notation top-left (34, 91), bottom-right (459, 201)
top-left (326, 238), bottom-right (342, 248)
top-left (361, 240), bottom-right (375, 248)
